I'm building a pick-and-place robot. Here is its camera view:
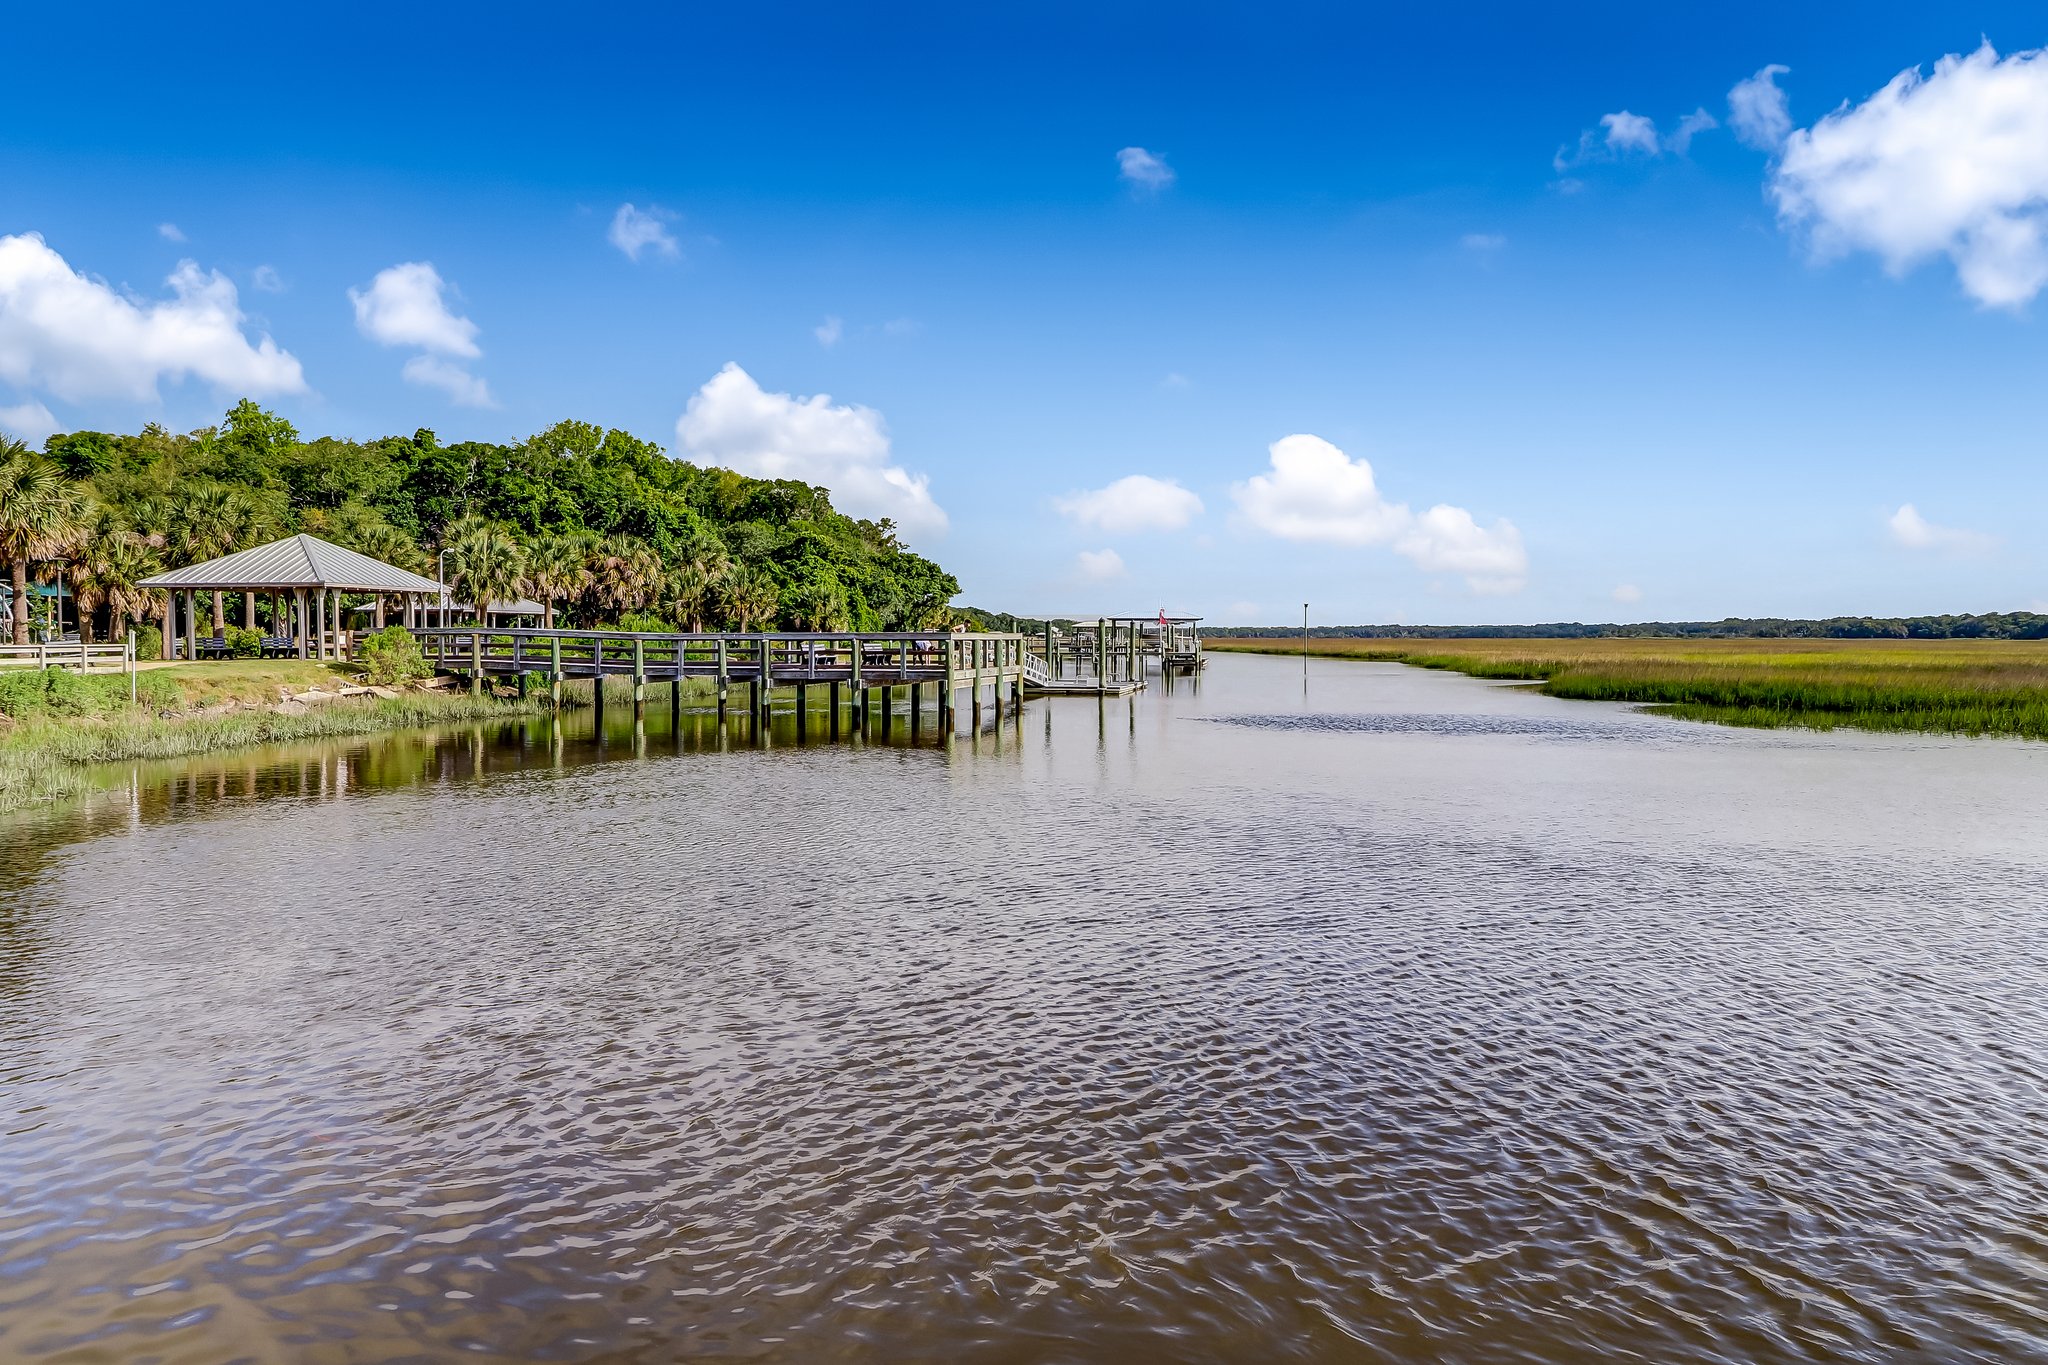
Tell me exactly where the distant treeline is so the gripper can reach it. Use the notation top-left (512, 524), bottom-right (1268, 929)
top-left (1205, 614), bottom-right (2048, 641)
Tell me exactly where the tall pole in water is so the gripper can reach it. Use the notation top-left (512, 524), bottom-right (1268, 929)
top-left (1303, 602), bottom-right (1309, 695)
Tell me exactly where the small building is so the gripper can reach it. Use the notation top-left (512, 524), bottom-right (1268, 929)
top-left (139, 533), bottom-right (446, 661)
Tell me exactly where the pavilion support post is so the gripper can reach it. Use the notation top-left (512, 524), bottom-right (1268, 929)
top-left (293, 590), bottom-right (306, 659)
top-left (332, 589), bottom-right (343, 660)
top-left (161, 594), bottom-right (173, 661)
top-left (183, 590), bottom-right (198, 663)
top-left (374, 596), bottom-right (386, 629)
top-left (243, 592), bottom-right (255, 628)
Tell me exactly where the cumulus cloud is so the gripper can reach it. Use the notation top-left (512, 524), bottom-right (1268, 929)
top-left (814, 315), bottom-right (843, 347)
top-left (1602, 111), bottom-right (1660, 155)
top-left (1888, 503), bottom-right (1994, 553)
top-left (157, 222), bottom-right (186, 243)
top-left (403, 355), bottom-right (494, 408)
top-left (1231, 434), bottom-right (1527, 593)
top-left (350, 261), bottom-right (489, 404)
top-left (1117, 146), bottom-right (1175, 191)
top-left (1729, 64), bottom-right (1793, 149)
top-left (1055, 475), bottom-right (1203, 534)
top-left (251, 265), bottom-right (284, 293)
top-left (675, 363), bottom-right (947, 537)
top-left (1557, 104), bottom-right (1722, 171)
top-left (609, 203), bottom-right (679, 262)
top-left (1670, 108), bottom-right (1720, 154)
top-left (1612, 583), bottom-right (1644, 604)
top-left (350, 262), bottom-right (479, 356)
top-left (1076, 548), bottom-right (1126, 581)
top-left (1773, 44), bottom-right (2048, 307)
top-left (0, 399), bottom-right (58, 442)
top-left (0, 232), bottom-right (306, 402)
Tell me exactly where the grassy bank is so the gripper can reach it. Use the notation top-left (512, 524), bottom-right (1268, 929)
top-left (0, 660), bottom-right (558, 811)
top-left (1206, 637), bottom-right (2048, 739)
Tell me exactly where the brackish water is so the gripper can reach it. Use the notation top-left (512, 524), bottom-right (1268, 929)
top-left (4, 654), bottom-right (2046, 1363)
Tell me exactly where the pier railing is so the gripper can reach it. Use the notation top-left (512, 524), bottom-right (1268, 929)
top-left (402, 627), bottom-right (1028, 687)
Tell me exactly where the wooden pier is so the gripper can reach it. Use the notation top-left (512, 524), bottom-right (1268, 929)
top-left (1022, 615), bottom-right (1203, 696)
top-left (404, 627), bottom-right (1032, 732)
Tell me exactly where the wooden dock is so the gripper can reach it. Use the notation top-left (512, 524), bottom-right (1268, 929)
top-left (405, 627), bottom-right (1031, 732)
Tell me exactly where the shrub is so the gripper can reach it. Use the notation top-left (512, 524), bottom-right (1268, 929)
top-left (0, 667), bottom-right (180, 718)
top-left (132, 624), bottom-right (163, 661)
top-left (224, 625), bottom-right (263, 658)
top-left (357, 626), bottom-right (431, 686)
top-left (614, 611), bottom-right (676, 633)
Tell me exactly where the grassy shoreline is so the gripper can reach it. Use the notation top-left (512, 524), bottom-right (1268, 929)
top-left (1207, 637), bottom-right (2048, 740)
top-left (0, 663), bottom-right (562, 811)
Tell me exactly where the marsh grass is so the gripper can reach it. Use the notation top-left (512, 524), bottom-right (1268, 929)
top-left (0, 691), bottom-right (554, 811)
top-left (1207, 637), bottom-right (2048, 739)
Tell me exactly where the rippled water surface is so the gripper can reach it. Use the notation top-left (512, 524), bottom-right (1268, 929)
top-left (5, 654), bottom-right (2048, 1363)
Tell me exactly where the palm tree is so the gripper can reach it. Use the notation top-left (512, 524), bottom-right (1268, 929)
top-left (787, 579), bottom-right (849, 631)
top-left (72, 521), bottom-right (163, 644)
top-left (0, 439), bottom-right (91, 645)
top-left (443, 520), bottom-right (529, 624)
top-left (171, 482), bottom-right (269, 634)
top-left (659, 552), bottom-right (727, 633)
top-left (527, 531), bottom-right (592, 629)
top-left (587, 535), bottom-right (662, 619)
top-left (715, 563), bottom-right (781, 632)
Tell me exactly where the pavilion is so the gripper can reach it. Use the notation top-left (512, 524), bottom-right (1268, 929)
top-left (139, 533), bottom-right (446, 661)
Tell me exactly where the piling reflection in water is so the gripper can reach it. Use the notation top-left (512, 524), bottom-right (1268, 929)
top-left (3, 654), bottom-right (2047, 1364)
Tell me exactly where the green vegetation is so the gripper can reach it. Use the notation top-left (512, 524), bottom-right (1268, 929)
top-left (356, 626), bottom-right (432, 686)
top-left (1204, 613), bottom-right (2048, 641)
top-left (0, 690), bottom-right (549, 811)
top-left (1207, 636), bottom-right (2048, 739)
top-left (4, 400), bottom-right (961, 647)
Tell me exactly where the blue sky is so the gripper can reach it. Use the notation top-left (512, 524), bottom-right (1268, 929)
top-left (4, 2), bottom-right (2047, 623)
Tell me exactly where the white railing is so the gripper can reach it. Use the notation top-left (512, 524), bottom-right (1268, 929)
top-left (0, 640), bottom-right (136, 674)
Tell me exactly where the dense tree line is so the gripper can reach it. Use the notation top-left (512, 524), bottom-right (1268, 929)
top-left (0, 399), bottom-right (960, 646)
top-left (1205, 614), bottom-right (2048, 640)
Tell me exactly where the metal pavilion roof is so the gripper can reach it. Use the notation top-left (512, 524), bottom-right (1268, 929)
top-left (139, 534), bottom-right (445, 594)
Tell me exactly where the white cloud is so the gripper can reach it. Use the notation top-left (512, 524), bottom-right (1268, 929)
top-left (1461, 232), bottom-right (1506, 252)
top-left (675, 363), bottom-right (947, 537)
top-left (1729, 64), bottom-right (1793, 150)
top-left (0, 232), bottom-right (306, 402)
top-left (1772, 44), bottom-right (2048, 307)
top-left (0, 399), bottom-right (58, 442)
top-left (1117, 146), bottom-right (1175, 191)
top-left (251, 265), bottom-right (284, 293)
top-left (157, 222), bottom-right (186, 243)
top-left (1670, 108), bottom-right (1720, 154)
top-left (1055, 475), bottom-right (1203, 533)
top-left (403, 355), bottom-right (494, 408)
top-left (1612, 583), bottom-right (1644, 604)
top-left (349, 262), bottom-right (480, 356)
top-left (1602, 111), bottom-right (1660, 155)
top-left (609, 203), bottom-right (679, 262)
top-left (814, 315), bottom-right (843, 348)
top-left (1888, 503), bottom-right (1994, 553)
top-left (1231, 434), bottom-right (1527, 593)
top-left (1076, 548), bottom-right (1125, 581)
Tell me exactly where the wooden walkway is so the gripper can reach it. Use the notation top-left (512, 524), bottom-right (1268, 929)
top-left (406, 627), bottom-right (1032, 729)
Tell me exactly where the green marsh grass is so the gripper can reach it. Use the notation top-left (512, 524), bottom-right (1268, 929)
top-left (1206, 637), bottom-right (2048, 740)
